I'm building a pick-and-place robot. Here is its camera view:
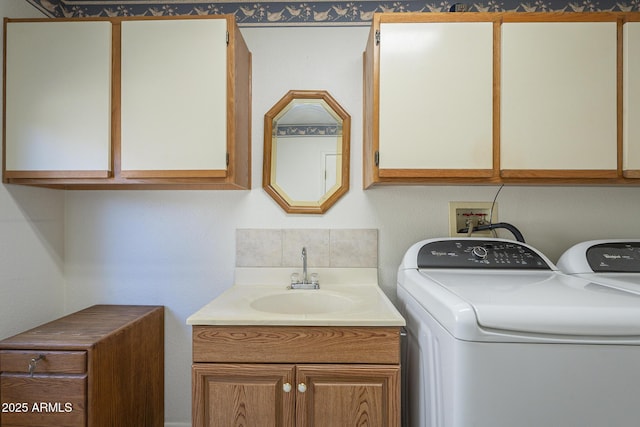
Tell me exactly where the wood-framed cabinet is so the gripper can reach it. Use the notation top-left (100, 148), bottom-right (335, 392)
top-left (368, 15), bottom-right (495, 181)
top-left (363, 12), bottom-right (640, 187)
top-left (2, 15), bottom-right (251, 189)
top-left (0, 305), bottom-right (164, 427)
top-left (191, 326), bottom-right (401, 426)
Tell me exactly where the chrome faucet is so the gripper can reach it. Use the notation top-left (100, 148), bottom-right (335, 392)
top-left (290, 246), bottom-right (319, 289)
top-left (302, 247), bottom-right (308, 284)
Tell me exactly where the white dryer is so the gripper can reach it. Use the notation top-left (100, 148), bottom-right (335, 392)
top-left (397, 238), bottom-right (640, 427)
top-left (557, 239), bottom-right (640, 295)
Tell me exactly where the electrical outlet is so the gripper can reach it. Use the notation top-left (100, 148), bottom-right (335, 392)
top-left (448, 202), bottom-right (498, 237)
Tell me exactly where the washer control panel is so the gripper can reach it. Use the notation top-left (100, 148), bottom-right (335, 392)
top-left (417, 240), bottom-right (550, 269)
top-left (587, 242), bottom-right (640, 273)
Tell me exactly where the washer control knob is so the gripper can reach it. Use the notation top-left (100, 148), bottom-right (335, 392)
top-left (472, 246), bottom-right (488, 260)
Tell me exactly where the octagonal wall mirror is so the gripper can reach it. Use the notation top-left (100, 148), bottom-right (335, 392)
top-left (263, 90), bottom-right (350, 214)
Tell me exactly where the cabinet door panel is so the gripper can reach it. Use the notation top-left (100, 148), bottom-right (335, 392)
top-left (192, 363), bottom-right (295, 427)
top-left (378, 22), bottom-right (493, 172)
top-left (296, 364), bottom-right (400, 427)
top-left (624, 22), bottom-right (640, 177)
top-left (0, 374), bottom-right (86, 426)
top-left (4, 21), bottom-right (112, 176)
top-left (501, 22), bottom-right (617, 173)
top-left (120, 19), bottom-right (228, 177)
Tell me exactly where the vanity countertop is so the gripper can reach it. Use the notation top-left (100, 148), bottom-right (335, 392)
top-left (186, 268), bottom-right (405, 326)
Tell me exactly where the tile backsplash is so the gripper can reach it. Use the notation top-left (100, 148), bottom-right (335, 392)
top-left (237, 229), bottom-right (377, 268)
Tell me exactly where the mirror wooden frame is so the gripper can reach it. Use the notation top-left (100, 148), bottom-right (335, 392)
top-left (263, 90), bottom-right (351, 214)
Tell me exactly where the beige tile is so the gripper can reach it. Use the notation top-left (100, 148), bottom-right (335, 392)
top-left (282, 229), bottom-right (330, 267)
top-left (237, 228), bottom-right (378, 269)
top-left (330, 229), bottom-right (378, 267)
top-left (236, 229), bottom-right (283, 267)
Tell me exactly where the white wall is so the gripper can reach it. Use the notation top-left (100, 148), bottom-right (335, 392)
top-left (0, 1), bottom-right (64, 340)
top-left (1, 20), bottom-right (638, 426)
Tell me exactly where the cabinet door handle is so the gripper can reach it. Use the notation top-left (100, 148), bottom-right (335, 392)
top-left (283, 383), bottom-right (292, 393)
top-left (297, 383), bottom-right (307, 393)
top-left (28, 354), bottom-right (46, 377)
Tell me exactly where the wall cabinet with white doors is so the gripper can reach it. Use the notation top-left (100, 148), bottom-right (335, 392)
top-left (191, 326), bottom-right (401, 426)
top-left (2, 16), bottom-right (251, 189)
top-left (363, 12), bottom-right (640, 187)
top-left (363, 13), bottom-right (496, 187)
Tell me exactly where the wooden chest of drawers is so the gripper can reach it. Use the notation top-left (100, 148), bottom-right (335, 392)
top-left (0, 305), bottom-right (164, 427)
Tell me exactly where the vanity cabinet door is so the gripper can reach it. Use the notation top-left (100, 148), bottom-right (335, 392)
top-left (500, 20), bottom-right (617, 178)
top-left (364, 15), bottom-right (495, 187)
top-left (3, 20), bottom-right (112, 179)
top-left (120, 18), bottom-right (228, 179)
top-left (191, 363), bottom-right (400, 427)
top-left (296, 364), bottom-right (400, 426)
top-left (624, 21), bottom-right (640, 178)
top-left (192, 363), bottom-right (296, 427)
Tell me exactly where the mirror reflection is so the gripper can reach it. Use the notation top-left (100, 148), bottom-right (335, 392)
top-left (263, 90), bottom-right (350, 214)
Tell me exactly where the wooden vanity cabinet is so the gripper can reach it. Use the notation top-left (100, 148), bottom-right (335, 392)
top-left (3, 15), bottom-right (251, 189)
top-left (0, 305), bottom-right (164, 427)
top-left (191, 326), bottom-right (401, 426)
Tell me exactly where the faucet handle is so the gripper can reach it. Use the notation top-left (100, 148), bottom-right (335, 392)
top-left (310, 273), bottom-right (319, 285)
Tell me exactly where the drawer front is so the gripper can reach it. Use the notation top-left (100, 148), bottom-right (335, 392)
top-left (193, 326), bottom-right (401, 364)
top-left (0, 374), bottom-right (86, 426)
top-left (0, 351), bottom-right (86, 375)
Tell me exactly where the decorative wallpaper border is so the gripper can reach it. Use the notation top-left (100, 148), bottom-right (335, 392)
top-left (25, 0), bottom-right (640, 26)
top-left (276, 125), bottom-right (342, 137)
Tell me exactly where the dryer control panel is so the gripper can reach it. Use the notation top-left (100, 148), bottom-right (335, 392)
top-left (417, 239), bottom-right (550, 269)
top-left (587, 242), bottom-right (640, 273)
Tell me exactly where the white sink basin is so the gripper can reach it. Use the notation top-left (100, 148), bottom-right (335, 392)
top-left (250, 292), bottom-right (355, 315)
top-left (186, 267), bottom-right (406, 326)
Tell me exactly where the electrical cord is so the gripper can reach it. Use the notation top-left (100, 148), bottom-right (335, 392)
top-left (459, 222), bottom-right (526, 243)
top-left (489, 184), bottom-right (504, 231)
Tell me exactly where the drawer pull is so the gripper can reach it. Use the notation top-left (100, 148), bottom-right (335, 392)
top-left (28, 354), bottom-right (46, 377)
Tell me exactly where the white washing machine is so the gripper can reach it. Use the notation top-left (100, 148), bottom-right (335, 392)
top-left (397, 238), bottom-right (640, 427)
top-left (557, 239), bottom-right (640, 295)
